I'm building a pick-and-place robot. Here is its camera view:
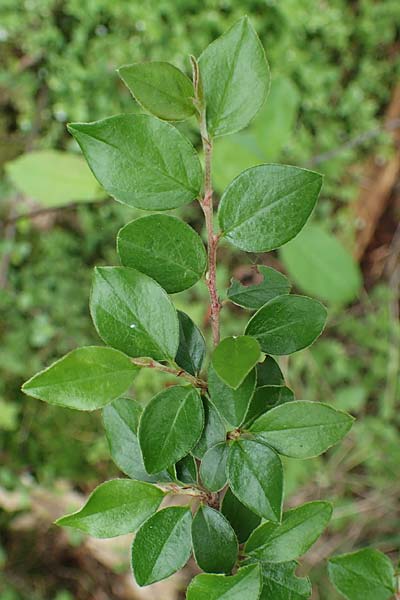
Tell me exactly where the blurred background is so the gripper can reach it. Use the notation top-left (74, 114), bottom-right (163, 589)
top-left (0, 1), bottom-right (399, 599)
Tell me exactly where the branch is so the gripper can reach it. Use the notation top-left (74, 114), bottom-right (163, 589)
top-left (131, 357), bottom-right (207, 390)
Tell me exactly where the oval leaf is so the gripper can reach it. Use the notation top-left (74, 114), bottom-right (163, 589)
top-left (103, 398), bottom-right (171, 483)
top-left (175, 311), bottom-right (206, 376)
top-left (90, 266), bottom-right (179, 360)
top-left (244, 385), bottom-right (294, 428)
top-left (280, 224), bottom-right (362, 305)
top-left (328, 548), bottom-right (396, 600)
top-left (192, 397), bottom-right (226, 459)
top-left (118, 61), bottom-right (195, 121)
top-left (198, 16), bottom-right (269, 137)
top-left (245, 501), bottom-right (332, 562)
top-left (250, 400), bottom-right (354, 458)
top-left (22, 346), bottom-right (137, 411)
top-left (68, 114), bottom-right (202, 210)
top-left (218, 165), bottom-right (322, 252)
top-left (221, 488), bottom-right (261, 544)
top-left (245, 295), bottom-right (327, 355)
top-left (131, 506), bottom-right (192, 586)
top-left (256, 356), bottom-right (284, 386)
top-left (200, 442), bottom-right (229, 492)
top-left (138, 385), bottom-right (204, 473)
top-left (56, 479), bottom-right (164, 538)
top-left (227, 439), bottom-right (283, 522)
top-left (192, 505), bottom-right (238, 573)
top-left (208, 364), bottom-right (256, 428)
top-left (212, 336), bottom-right (261, 390)
top-left (186, 564), bottom-right (262, 600)
top-left (260, 561), bottom-right (312, 600)
top-left (227, 266), bottom-right (291, 310)
top-left (117, 215), bottom-right (206, 293)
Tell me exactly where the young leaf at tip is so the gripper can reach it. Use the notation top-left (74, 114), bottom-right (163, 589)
top-left (68, 114), bottom-right (202, 210)
top-left (22, 346), bottom-right (138, 411)
top-left (118, 61), bottom-right (196, 121)
top-left (55, 479), bottom-right (164, 538)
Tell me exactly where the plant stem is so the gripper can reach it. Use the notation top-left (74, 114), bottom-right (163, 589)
top-left (131, 357), bottom-right (207, 390)
top-left (199, 112), bottom-right (221, 347)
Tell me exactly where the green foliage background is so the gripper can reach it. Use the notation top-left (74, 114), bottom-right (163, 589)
top-left (1, 1), bottom-right (399, 598)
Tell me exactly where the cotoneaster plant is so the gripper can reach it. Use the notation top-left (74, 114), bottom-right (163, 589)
top-left (22, 17), bottom-right (398, 600)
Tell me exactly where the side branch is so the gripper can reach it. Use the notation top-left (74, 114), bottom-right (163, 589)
top-left (131, 357), bottom-right (207, 390)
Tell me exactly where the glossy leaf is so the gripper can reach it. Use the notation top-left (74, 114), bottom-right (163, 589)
top-left (280, 224), bottom-right (362, 305)
top-left (5, 150), bottom-right (99, 207)
top-left (192, 398), bottom-right (226, 459)
top-left (198, 17), bottom-right (269, 138)
top-left (221, 488), bottom-right (261, 544)
top-left (68, 114), bottom-right (202, 210)
top-left (212, 336), bottom-right (261, 390)
top-left (200, 442), bottom-right (229, 492)
top-left (245, 501), bottom-right (332, 562)
top-left (260, 561), bottom-right (312, 600)
top-left (175, 311), bottom-right (206, 376)
top-left (208, 364), bottom-right (256, 428)
top-left (244, 385), bottom-right (294, 428)
top-left (138, 385), bottom-right (203, 473)
top-left (56, 479), bottom-right (164, 538)
top-left (118, 61), bottom-right (195, 121)
top-left (227, 439), bottom-right (283, 522)
top-left (22, 346), bottom-right (137, 411)
top-left (90, 266), bottom-right (179, 360)
top-left (102, 398), bottom-right (171, 483)
top-left (328, 548), bottom-right (396, 600)
top-left (256, 356), bottom-right (284, 386)
top-left (218, 165), bottom-right (322, 252)
top-left (175, 454), bottom-right (198, 485)
top-left (186, 564), bottom-right (262, 600)
top-left (251, 400), bottom-right (354, 458)
top-left (192, 505), bottom-right (238, 573)
top-left (227, 266), bottom-right (291, 310)
top-left (131, 506), bottom-right (192, 586)
top-left (245, 295), bottom-right (327, 355)
top-left (117, 215), bottom-right (206, 293)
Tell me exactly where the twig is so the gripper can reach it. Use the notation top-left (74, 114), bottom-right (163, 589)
top-left (130, 357), bottom-right (208, 390)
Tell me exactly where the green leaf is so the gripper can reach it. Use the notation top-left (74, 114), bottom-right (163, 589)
top-left (90, 266), bottom-right (179, 360)
top-left (186, 564), bottom-right (262, 600)
top-left (245, 501), bottom-right (332, 562)
top-left (259, 561), bottom-right (312, 600)
top-left (175, 311), bottom-right (206, 376)
top-left (117, 215), bottom-right (206, 294)
top-left (280, 224), bottom-right (362, 306)
top-left (200, 442), bottom-right (229, 492)
top-left (118, 61), bottom-right (195, 121)
top-left (328, 548), bottom-right (396, 600)
top-left (208, 364), bottom-right (256, 428)
top-left (218, 165), bottom-right (322, 252)
top-left (227, 439), bottom-right (283, 522)
top-left (212, 336), bottom-right (261, 390)
top-left (192, 505), bottom-right (238, 573)
top-left (138, 385), bottom-right (204, 473)
top-left (175, 454), bottom-right (198, 485)
top-left (192, 398), bottom-right (226, 459)
top-left (131, 506), bottom-right (192, 586)
top-left (102, 398), bottom-right (171, 483)
top-left (56, 479), bottom-right (164, 538)
top-left (244, 385), bottom-right (294, 428)
top-left (221, 488), bottom-right (261, 544)
top-left (227, 266), bottom-right (291, 310)
top-left (22, 346), bottom-right (137, 411)
top-left (68, 114), bottom-right (202, 210)
top-left (250, 400), bottom-right (354, 459)
top-left (256, 356), bottom-right (284, 386)
top-left (198, 16), bottom-right (269, 137)
top-left (245, 295), bottom-right (327, 355)
top-left (5, 150), bottom-right (99, 208)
